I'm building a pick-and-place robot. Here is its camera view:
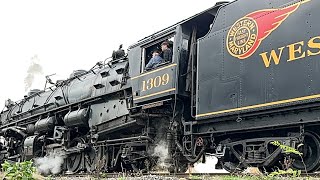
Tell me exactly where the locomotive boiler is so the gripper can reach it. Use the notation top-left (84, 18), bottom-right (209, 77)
top-left (1, 0), bottom-right (320, 174)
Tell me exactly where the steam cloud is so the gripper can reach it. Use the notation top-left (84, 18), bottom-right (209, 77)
top-left (24, 55), bottom-right (43, 91)
top-left (149, 117), bottom-right (170, 171)
top-left (192, 156), bottom-right (228, 173)
top-left (35, 152), bottom-right (64, 175)
top-left (152, 140), bottom-right (169, 170)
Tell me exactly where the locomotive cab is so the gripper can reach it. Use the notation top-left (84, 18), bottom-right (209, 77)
top-left (128, 3), bottom-right (224, 106)
top-left (128, 30), bottom-right (179, 105)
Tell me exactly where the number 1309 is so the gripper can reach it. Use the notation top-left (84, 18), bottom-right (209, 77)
top-left (142, 73), bottom-right (170, 92)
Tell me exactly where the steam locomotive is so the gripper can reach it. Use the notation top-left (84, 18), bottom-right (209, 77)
top-left (1, 0), bottom-right (320, 174)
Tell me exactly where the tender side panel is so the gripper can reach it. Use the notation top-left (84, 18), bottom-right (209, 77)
top-left (196, 0), bottom-right (320, 119)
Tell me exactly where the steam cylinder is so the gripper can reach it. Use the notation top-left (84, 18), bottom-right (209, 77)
top-left (64, 108), bottom-right (88, 127)
top-left (35, 117), bottom-right (56, 133)
top-left (26, 124), bottom-right (35, 135)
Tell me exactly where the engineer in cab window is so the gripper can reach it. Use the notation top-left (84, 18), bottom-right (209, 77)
top-left (160, 41), bottom-right (172, 62)
top-left (145, 50), bottom-right (164, 71)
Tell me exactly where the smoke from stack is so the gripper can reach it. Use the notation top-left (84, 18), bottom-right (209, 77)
top-left (24, 55), bottom-right (43, 92)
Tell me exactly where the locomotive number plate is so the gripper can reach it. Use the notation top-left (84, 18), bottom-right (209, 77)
top-left (141, 73), bottom-right (170, 92)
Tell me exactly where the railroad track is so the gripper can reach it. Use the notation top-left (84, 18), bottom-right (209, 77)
top-left (101, 172), bottom-right (230, 178)
top-left (56, 172), bottom-right (229, 179)
top-left (55, 172), bottom-right (320, 179)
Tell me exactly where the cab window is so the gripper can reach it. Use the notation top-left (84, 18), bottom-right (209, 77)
top-left (141, 36), bottom-right (174, 72)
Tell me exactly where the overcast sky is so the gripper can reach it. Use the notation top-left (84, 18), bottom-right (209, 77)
top-left (0, 0), bottom-right (220, 108)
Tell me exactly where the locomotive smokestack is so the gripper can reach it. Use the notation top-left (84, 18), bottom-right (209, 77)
top-left (24, 55), bottom-right (43, 92)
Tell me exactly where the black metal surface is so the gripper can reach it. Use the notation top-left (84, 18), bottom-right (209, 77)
top-left (196, 0), bottom-right (320, 119)
top-left (2, 0), bottom-right (320, 175)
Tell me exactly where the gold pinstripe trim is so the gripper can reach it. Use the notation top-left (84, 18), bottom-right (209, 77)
top-left (196, 94), bottom-right (320, 118)
top-left (133, 88), bottom-right (176, 101)
top-left (131, 64), bottom-right (177, 80)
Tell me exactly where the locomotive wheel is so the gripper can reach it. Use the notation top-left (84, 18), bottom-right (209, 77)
top-left (220, 149), bottom-right (245, 173)
top-left (221, 161), bottom-right (244, 173)
top-left (18, 146), bottom-right (26, 162)
top-left (258, 161), bottom-right (282, 173)
top-left (66, 138), bottom-right (85, 173)
top-left (96, 147), bottom-right (108, 172)
top-left (84, 147), bottom-right (96, 173)
top-left (84, 146), bottom-right (109, 173)
top-left (292, 132), bottom-right (320, 172)
top-left (67, 153), bottom-right (83, 173)
top-left (173, 157), bottom-right (188, 173)
top-left (103, 149), bottom-right (110, 172)
top-left (34, 149), bottom-right (44, 158)
top-left (131, 158), bottom-right (151, 173)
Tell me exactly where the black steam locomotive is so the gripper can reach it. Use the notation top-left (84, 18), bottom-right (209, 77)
top-left (1, 0), bottom-right (320, 173)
